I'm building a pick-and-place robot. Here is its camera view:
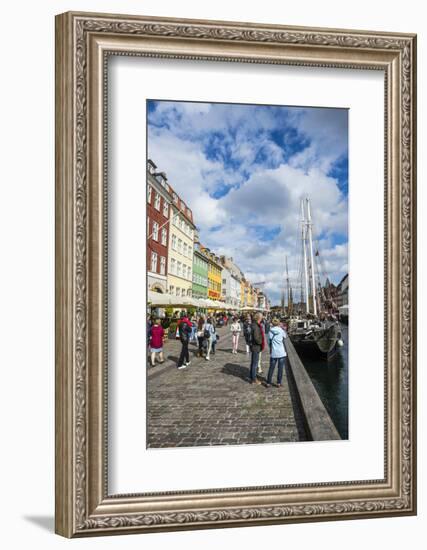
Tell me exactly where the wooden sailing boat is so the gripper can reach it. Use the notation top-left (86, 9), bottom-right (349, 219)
top-left (287, 198), bottom-right (343, 361)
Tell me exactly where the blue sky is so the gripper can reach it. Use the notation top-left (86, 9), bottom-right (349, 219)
top-left (147, 100), bottom-right (348, 304)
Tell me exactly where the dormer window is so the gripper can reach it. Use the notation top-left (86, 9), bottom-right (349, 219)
top-left (147, 159), bottom-right (157, 174)
top-left (155, 171), bottom-right (167, 187)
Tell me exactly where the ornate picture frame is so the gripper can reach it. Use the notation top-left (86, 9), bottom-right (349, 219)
top-left (55, 11), bottom-right (417, 537)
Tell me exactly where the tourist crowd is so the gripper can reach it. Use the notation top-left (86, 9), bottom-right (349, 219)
top-left (147, 311), bottom-right (289, 388)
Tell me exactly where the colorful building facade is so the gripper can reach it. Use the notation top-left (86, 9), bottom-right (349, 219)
top-left (167, 183), bottom-right (196, 298)
top-left (205, 250), bottom-right (222, 301)
top-left (192, 243), bottom-right (209, 299)
top-left (146, 160), bottom-right (171, 294)
top-left (147, 158), bottom-right (270, 310)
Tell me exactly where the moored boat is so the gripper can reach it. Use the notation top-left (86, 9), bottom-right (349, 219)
top-left (286, 197), bottom-right (344, 361)
top-left (288, 317), bottom-right (343, 361)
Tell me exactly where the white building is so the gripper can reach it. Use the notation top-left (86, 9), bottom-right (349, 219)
top-left (220, 256), bottom-right (243, 308)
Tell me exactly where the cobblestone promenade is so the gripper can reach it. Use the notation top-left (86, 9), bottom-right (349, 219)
top-left (147, 326), bottom-right (307, 447)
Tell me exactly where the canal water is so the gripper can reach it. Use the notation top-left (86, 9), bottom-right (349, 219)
top-left (301, 324), bottom-right (349, 440)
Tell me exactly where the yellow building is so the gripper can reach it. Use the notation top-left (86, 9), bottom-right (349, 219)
top-left (166, 186), bottom-right (196, 299)
top-left (240, 279), bottom-right (246, 308)
top-left (247, 283), bottom-right (254, 307)
top-left (205, 250), bottom-right (222, 301)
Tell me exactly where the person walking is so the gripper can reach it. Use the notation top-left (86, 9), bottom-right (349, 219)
top-left (230, 316), bottom-right (241, 354)
top-left (177, 313), bottom-right (192, 369)
top-left (211, 318), bottom-right (218, 355)
top-left (243, 314), bottom-right (252, 354)
top-left (189, 317), bottom-right (197, 343)
top-left (257, 316), bottom-right (267, 374)
top-left (148, 318), bottom-right (165, 367)
top-left (249, 312), bottom-right (265, 384)
top-left (203, 317), bottom-right (216, 361)
top-left (196, 316), bottom-right (206, 357)
top-left (266, 318), bottom-right (288, 387)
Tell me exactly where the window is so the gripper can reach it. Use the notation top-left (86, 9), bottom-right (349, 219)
top-left (169, 285), bottom-right (174, 294)
top-left (223, 278), bottom-right (226, 285)
top-left (154, 193), bottom-right (161, 210)
top-left (160, 256), bottom-right (166, 275)
top-left (180, 219), bottom-right (185, 231)
top-left (151, 252), bottom-right (158, 272)
top-left (183, 242), bottom-right (187, 257)
top-left (178, 239), bottom-right (182, 254)
top-left (176, 287), bottom-right (181, 297)
top-left (177, 262), bottom-right (182, 277)
top-left (171, 234), bottom-right (177, 250)
top-left (147, 216), bottom-right (150, 236)
top-left (187, 267), bottom-right (191, 280)
top-left (163, 202), bottom-right (168, 217)
top-left (147, 186), bottom-right (152, 203)
top-left (187, 289), bottom-right (192, 297)
top-left (188, 245), bottom-right (192, 258)
top-left (161, 228), bottom-right (167, 246)
top-left (173, 193), bottom-right (178, 204)
top-left (170, 258), bottom-right (176, 274)
top-left (152, 221), bottom-right (159, 241)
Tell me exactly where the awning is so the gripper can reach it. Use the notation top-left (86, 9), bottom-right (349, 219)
top-left (148, 292), bottom-right (214, 308)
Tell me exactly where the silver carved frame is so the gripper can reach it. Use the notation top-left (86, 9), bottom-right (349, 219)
top-left (55, 11), bottom-right (417, 537)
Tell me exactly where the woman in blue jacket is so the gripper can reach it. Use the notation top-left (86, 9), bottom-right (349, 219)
top-left (266, 318), bottom-right (288, 387)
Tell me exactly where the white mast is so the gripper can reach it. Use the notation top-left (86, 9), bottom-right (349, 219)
top-left (306, 197), bottom-right (317, 316)
top-left (301, 198), bottom-right (310, 314)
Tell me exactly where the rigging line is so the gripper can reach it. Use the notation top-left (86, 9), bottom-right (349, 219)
top-left (311, 222), bottom-right (329, 285)
top-left (314, 236), bottom-right (329, 285)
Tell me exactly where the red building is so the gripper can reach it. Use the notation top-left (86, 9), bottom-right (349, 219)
top-left (147, 159), bottom-right (172, 294)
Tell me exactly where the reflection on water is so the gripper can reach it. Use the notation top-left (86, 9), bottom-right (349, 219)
top-left (302, 324), bottom-right (349, 439)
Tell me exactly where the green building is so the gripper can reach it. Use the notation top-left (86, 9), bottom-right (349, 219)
top-left (192, 243), bottom-right (209, 299)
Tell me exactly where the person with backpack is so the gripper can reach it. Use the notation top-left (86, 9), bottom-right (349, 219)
top-left (177, 313), bottom-right (192, 369)
top-left (243, 314), bottom-right (252, 354)
top-left (203, 317), bottom-right (216, 361)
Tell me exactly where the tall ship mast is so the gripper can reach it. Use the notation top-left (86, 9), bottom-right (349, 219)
top-left (288, 197), bottom-right (343, 361)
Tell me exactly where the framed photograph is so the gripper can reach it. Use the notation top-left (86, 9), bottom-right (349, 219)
top-left (55, 11), bottom-right (417, 537)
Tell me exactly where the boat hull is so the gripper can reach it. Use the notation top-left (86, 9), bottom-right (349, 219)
top-left (289, 322), bottom-right (342, 361)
